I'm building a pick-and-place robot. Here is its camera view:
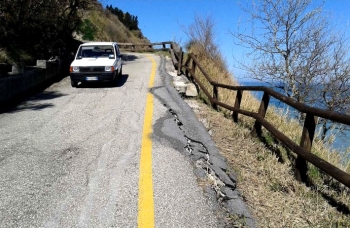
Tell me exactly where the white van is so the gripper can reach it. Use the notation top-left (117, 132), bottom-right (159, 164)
top-left (69, 42), bottom-right (122, 87)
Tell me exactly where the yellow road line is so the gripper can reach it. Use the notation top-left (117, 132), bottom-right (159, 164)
top-left (138, 56), bottom-right (156, 228)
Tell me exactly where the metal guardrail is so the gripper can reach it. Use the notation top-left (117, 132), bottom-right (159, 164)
top-left (122, 41), bottom-right (350, 188)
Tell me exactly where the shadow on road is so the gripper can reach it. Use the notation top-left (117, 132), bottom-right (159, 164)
top-left (28, 91), bottom-right (67, 101)
top-left (122, 53), bottom-right (138, 62)
top-left (1, 91), bottom-right (67, 114)
top-left (117, 74), bottom-right (129, 87)
top-left (77, 74), bottom-right (129, 88)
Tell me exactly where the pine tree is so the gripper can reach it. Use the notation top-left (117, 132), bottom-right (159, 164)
top-left (106, 5), bottom-right (139, 30)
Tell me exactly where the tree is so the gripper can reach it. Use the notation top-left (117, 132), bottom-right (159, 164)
top-left (124, 12), bottom-right (132, 29)
top-left (233, 0), bottom-right (350, 140)
top-left (106, 6), bottom-right (139, 31)
top-left (317, 38), bottom-right (350, 140)
top-left (184, 14), bottom-right (222, 60)
top-left (0, 0), bottom-right (97, 64)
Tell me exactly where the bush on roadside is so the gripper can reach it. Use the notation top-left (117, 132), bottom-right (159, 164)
top-left (77, 19), bottom-right (97, 41)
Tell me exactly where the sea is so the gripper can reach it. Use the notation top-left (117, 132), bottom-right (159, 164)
top-left (238, 80), bottom-right (350, 153)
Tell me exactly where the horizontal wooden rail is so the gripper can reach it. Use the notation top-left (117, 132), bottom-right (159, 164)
top-left (117, 41), bottom-right (172, 49)
top-left (212, 98), bottom-right (350, 188)
top-left (121, 48), bottom-right (169, 53)
top-left (117, 41), bottom-right (183, 75)
top-left (213, 83), bottom-right (350, 125)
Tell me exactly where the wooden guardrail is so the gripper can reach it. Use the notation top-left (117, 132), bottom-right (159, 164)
top-left (118, 41), bottom-right (184, 75)
top-left (122, 41), bottom-right (350, 188)
top-left (175, 51), bottom-right (350, 189)
top-left (117, 41), bottom-right (172, 53)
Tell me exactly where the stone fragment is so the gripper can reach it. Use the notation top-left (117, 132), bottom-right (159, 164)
top-left (224, 199), bottom-right (257, 228)
top-left (36, 60), bottom-right (47, 68)
top-left (204, 185), bottom-right (217, 199)
top-left (185, 83), bottom-right (198, 97)
top-left (174, 81), bottom-right (187, 93)
top-left (209, 155), bottom-right (228, 170)
top-left (227, 171), bottom-right (238, 183)
top-left (191, 143), bottom-right (205, 154)
top-left (193, 167), bottom-right (207, 178)
top-left (192, 150), bottom-right (207, 158)
top-left (11, 65), bottom-right (24, 74)
top-left (221, 187), bottom-right (240, 199)
top-left (209, 165), bottom-right (236, 188)
top-left (190, 154), bottom-right (202, 162)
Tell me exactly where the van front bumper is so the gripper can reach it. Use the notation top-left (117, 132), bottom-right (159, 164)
top-left (70, 72), bottom-right (115, 82)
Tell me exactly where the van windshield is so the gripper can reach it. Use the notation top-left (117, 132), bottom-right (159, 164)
top-left (77, 45), bottom-right (114, 58)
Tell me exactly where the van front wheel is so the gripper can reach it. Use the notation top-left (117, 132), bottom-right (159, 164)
top-left (71, 80), bottom-right (78, 87)
top-left (119, 65), bottom-right (122, 76)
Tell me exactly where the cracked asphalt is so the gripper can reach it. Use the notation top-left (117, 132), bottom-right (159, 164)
top-left (0, 54), bottom-right (219, 227)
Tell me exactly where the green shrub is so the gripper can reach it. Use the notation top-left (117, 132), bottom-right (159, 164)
top-left (78, 19), bottom-right (96, 41)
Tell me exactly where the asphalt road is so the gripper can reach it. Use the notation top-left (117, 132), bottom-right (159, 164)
top-left (0, 54), bottom-right (219, 227)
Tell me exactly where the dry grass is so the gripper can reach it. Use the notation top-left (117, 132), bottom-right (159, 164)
top-left (83, 5), bottom-right (148, 44)
top-left (186, 99), bottom-right (350, 227)
top-left (185, 43), bottom-right (350, 227)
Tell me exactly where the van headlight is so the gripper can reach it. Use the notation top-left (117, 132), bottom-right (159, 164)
top-left (105, 66), bottom-right (114, 72)
top-left (70, 66), bottom-right (80, 72)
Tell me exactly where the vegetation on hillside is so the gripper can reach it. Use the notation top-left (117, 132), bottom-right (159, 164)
top-left (183, 13), bottom-right (350, 227)
top-left (106, 5), bottom-right (140, 31)
top-left (0, 0), bottom-right (148, 65)
top-left (0, 0), bottom-right (97, 64)
top-left (78, 4), bottom-right (147, 43)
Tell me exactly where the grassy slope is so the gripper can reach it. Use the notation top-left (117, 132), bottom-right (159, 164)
top-left (186, 44), bottom-right (350, 227)
top-left (0, 3), bottom-right (148, 63)
top-left (77, 3), bottom-right (148, 44)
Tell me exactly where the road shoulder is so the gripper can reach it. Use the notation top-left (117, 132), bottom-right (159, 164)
top-left (153, 55), bottom-right (257, 227)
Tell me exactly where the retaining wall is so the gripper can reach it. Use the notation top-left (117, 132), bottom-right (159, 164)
top-left (0, 60), bottom-right (61, 106)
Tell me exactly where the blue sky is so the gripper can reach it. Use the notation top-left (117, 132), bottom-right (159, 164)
top-left (100, 0), bottom-right (350, 81)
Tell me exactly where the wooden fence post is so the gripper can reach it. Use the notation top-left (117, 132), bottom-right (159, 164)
top-left (232, 90), bottom-right (243, 123)
top-left (212, 85), bottom-right (218, 110)
top-left (295, 113), bottom-right (318, 184)
top-left (192, 55), bottom-right (197, 78)
top-left (251, 92), bottom-right (270, 137)
top-left (177, 47), bottom-right (183, 76)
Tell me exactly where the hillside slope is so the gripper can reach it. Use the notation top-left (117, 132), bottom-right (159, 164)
top-left (75, 3), bottom-right (148, 44)
top-left (0, 1), bottom-right (148, 64)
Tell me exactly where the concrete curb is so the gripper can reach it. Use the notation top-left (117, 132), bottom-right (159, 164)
top-left (158, 56), bottom-right (257, 228)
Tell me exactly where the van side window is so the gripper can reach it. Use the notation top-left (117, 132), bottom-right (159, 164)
top-left (115, 45), bottom-right (120, 56)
